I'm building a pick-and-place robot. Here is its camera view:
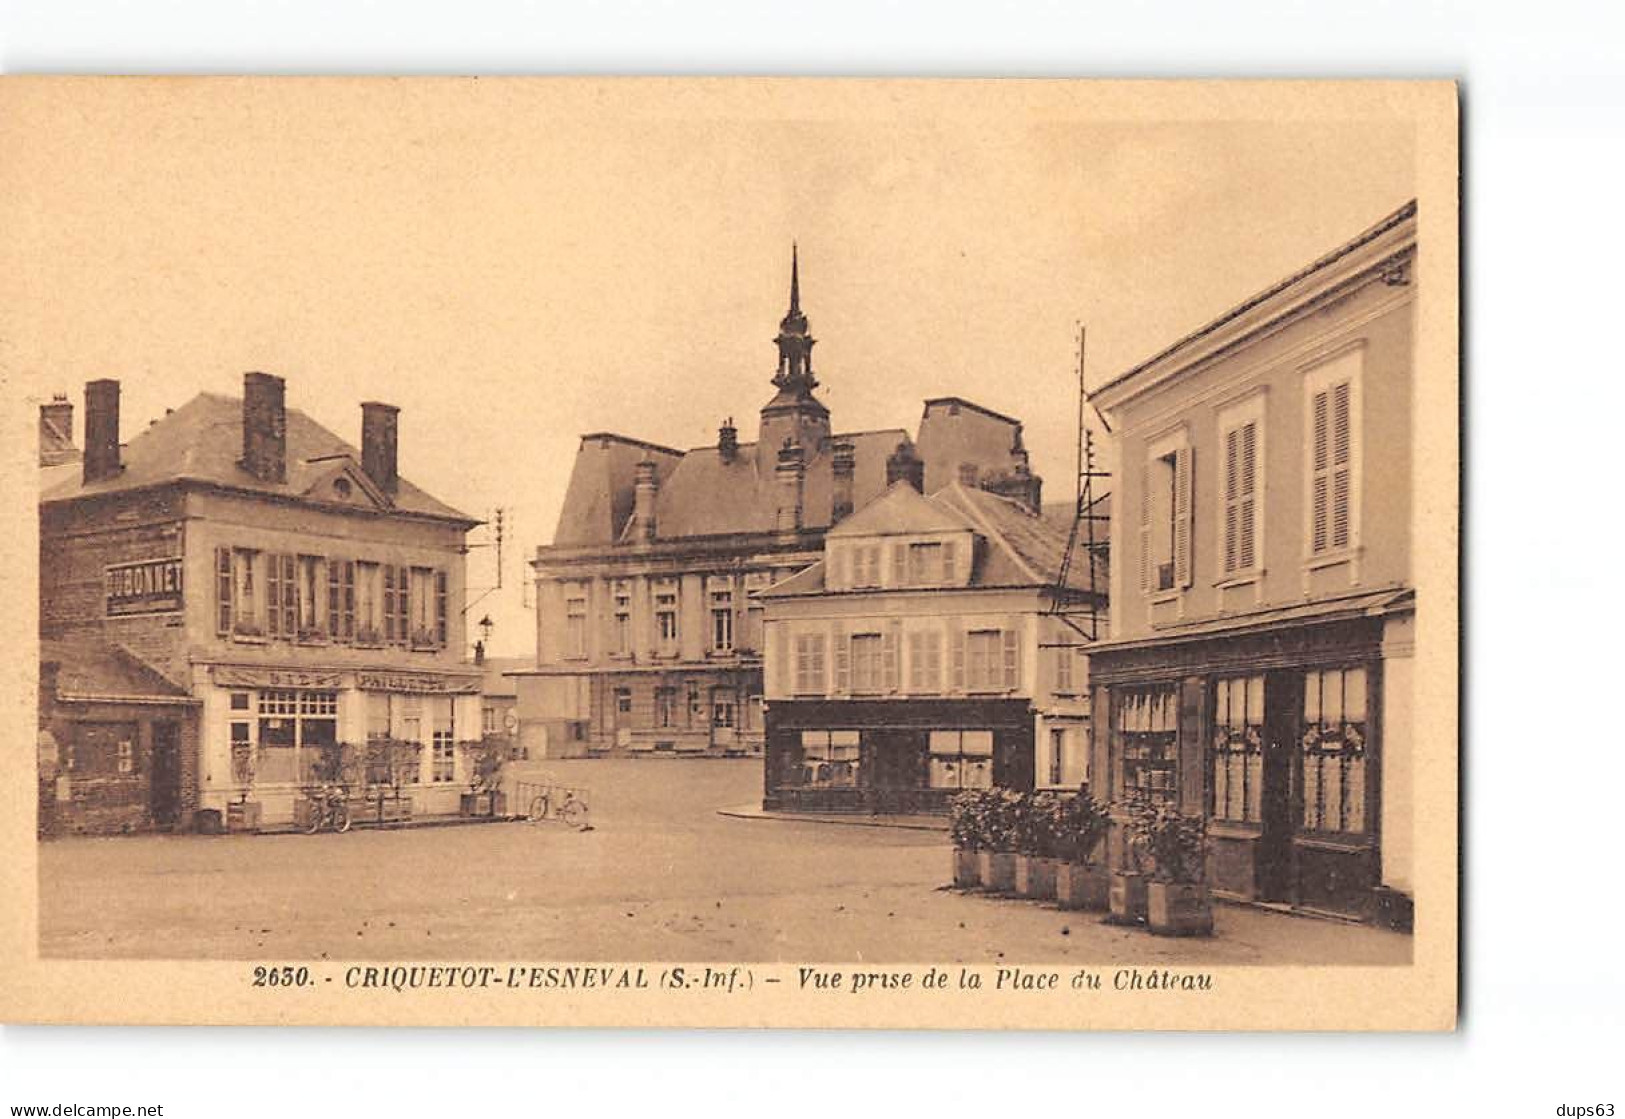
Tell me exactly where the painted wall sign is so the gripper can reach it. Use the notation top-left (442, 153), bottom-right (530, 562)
top-left (212, 666), bottom-right (345, 690)
top-left (357, 671), bottom-right (480, 695)
top-left (105, 557), bottom-right (184, 617)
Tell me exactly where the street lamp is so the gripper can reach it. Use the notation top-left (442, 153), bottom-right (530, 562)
top-left (475, 615), bottom-right (494, 664)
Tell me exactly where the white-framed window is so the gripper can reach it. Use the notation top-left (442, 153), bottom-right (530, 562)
top-left (1217, 392), bottom-right (1266, 577)
top-left (1302, 666), bottom-right (1369, 834)
top-left (907, 629), bottom-right (943, 693)
top-left (850, 633), bottom-right (884, 693)
top-left (928, 730), bottom-right (994, 790)
top-left (1140, 428), bottom-right (1192, 594)
top-left (1211, 674), bottom-right (1265, 824)
top-left (793, 632), bottom-right (827, 695)
top-left (1053, 644), bottom-right (1076, 694)
top-left (907, 541), bottom-right (942, 585)
top-left (354, 561), bottom-right (381, 642)
top-left (710, 586), bottom-right (733, 653)
top-left (565, 588), bottom-right (588, 659)
top-left (431, 698), bottom-right (456, 783)
top-left (850, 544), bottom-right (882, 589)
top-left (1304, 348), bottom-right (1363, 558)
top-left (654, 584), bottom-right (679, 654)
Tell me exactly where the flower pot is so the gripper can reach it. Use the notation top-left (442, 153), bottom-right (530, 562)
top-left (361, 795), bottom-right (413, 824)
top-left (1105, 869), bottom-right (1149, 925)
top-left (952, 848), bottom-right (981, 888)
top-left (1015, 855), bottom-right (1059, 900)
top-left (226, 800), bottom-right (262, 834)
top-left (1056, 862), bottom-right (1110, 911)
top-left (1147, 881), bottom-right (1214, 937)
top-left (979, 851), bottom-right (1018, 893)
top-left (460, 791), bottom-right (509, 818)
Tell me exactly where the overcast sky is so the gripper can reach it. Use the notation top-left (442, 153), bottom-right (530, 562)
top-left (5, 80), bottom-right (1416, 654)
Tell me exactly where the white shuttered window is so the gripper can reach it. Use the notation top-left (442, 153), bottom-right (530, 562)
top-left (1305, 350), bottom-right (1362, 557)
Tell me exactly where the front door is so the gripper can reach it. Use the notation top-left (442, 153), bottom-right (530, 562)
top-left (1256, 671), bottom-right (1302, 902)
top-left (149, 720), bottom-right (182, 829)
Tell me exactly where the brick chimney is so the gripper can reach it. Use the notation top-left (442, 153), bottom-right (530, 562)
top-left (717, 417), bottom-right (739, 464)
top-left (633, 458), bottom-right (659, 543)
top-left (39, 394), bottom-right (79, 467)
top-left (885, 440), bottom-right (924, 493)
top-left (361, 401), bottom-right (400, 497)
top-left (981, 466), bottom-right (1043, 514)
top-left (241, 372), bottom-right (287, 484)
top-left (775, 438), bottom-right (807, 532)
top-left (82, 379), bottom-right (122, 484)
top-left (831, 437), bottom-right (855, 522)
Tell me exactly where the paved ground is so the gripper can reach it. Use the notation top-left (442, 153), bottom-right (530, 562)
top-left (39, 759), bottom-right (1412, 964)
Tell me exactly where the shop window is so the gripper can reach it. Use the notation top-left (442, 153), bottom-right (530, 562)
top-left (928, 730), bottom-right (994, 790)
top-left (1302, 667), bottom-right (1368, 834)
top-left (431, 699), bottom-right (456, 783)
top-left (795, 730), bottom-right (861, 788)
top-left (1119, 686), bottom-right (1178, 803)
top-left (1211, 675), bottom-right (1264, 824)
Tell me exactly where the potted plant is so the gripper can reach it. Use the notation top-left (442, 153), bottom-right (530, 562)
top-left (225, 735), bottom-right (262, 833)
top-left (293, 740), bottom-right (354, 832)
top-left (1055, 787), bottom-right (1111, 910)
top-left (1134, 800), bottom-right (1214, 937)
top-left (459, 735), bottom-right (509, 817)
top-left (948, 789), bottom-right (988, 888)
top-left (1014, 791), bottom-right (1064, 900)
top-left (976, 789), bottom-right (1023, 894)
top-left (1104, 792), bottom-right (1154, 926)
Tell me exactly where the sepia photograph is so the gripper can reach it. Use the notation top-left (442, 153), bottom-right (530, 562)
top-left (1, 76), bottom-right (1459, 1028)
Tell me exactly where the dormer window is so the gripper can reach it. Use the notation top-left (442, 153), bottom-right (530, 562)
top-left (333, 477), bottom-right (352, 498)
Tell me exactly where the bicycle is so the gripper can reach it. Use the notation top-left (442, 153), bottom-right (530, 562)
top-left (527, 785), bottom-right (590, 829)
top-left (303, 784), bottom-right (353, 834)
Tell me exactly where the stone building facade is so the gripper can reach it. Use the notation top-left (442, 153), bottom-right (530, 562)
top-left (517, 250), bottom-right (1045, 760)
top-left (38, 373), bottom-right (480, 833)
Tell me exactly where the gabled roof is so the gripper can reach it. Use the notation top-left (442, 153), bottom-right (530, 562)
top-left (828, 479), bottom-right (969, 537)
top-left (40, 639), bottom-right (196, 704)
top-left (38, 393), bottom-right (477, 525)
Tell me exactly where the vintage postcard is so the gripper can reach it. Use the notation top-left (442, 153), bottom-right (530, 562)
top-left (0, 77), bottom-right (1458, 1028)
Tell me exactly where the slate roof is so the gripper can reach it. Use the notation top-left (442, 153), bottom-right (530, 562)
top-left (39, 392), bottom-right (477, 524)
top-left (618, 429), bottom-right (910, 541)
top-left (40, 639), bottom-right (196, 704)
top-left (764, 481), bottom-right (1108, 598)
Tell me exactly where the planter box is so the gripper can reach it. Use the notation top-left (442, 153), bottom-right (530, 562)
top-left (1014, 856), bottom-right (1059, 900)
top-left (460, 791), bottom-right (508, 818)
top-left (1056, 862), bottom-right (1110, 911)
top-left (1147, 881), bottom-right (1214, 937)
top-left (226, 800), bottom-right (263, 834)
top-left (952, 848), bottom-right (981, 888)
top-left (1105, 869), bottom-right (1150, 925)
top-left (357, 795), bottom-right (414, 825)
top-left (979, 851), bottom-right (1018, 894)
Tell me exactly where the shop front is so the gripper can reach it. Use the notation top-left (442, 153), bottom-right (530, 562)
top-left (1088, 592), bottom-right (1412, 927)
top-left (198, 664), bottom-right (481, 825)
top-left (763, 698), bottom-right (1035, 813)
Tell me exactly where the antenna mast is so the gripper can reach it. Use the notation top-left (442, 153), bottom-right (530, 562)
top-left (1049, 322), bottom-right (1111, 641)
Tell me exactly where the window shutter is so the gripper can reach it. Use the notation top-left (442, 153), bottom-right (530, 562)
top-left (1311, 388), bottom-right (1330, 553)
top-left (949, 617), bottom-right (966, 693)
top-left (883, 621), bottom-right (901, 693)
top-left (1173, 446), bottom-right (1193, 588)
top-left (1138, 461), bottom-right (1151, 593)
top-left (1331, 381), bottom-right (1352, 548)
top-left (907, 631), bottom-right (923, 692)
top-left (891, 542), bottom-right (907, 587)
top-left (1002, 619), bottom-right (1021, 691)
top-left (266, 553), bottom-right (283, 637)
top-left (833, 623), bottom-right (850, 695)
top-left (216, 547), bottom-right (233, 635)
top-left (435, 570), bottom-right (449, 646)
top-left (942, 540), bottom-right (958, 584)
top-left (1239, 421), bottom-right (1257, 570)
top-left (771, 624), bottom-right (787, 697)
top-left (1223, 428), bottom-right (1239, 573)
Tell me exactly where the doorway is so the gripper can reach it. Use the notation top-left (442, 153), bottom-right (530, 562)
top-left (1256, 671), bottom-right (1302, 903)
top-left (149, 720), bottom-right (182, 829)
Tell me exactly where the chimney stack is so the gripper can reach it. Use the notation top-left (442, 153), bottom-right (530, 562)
top-left (831, 437), bottom-right (856, 522)
top-left (718, 417), bottom-right (739, 464)
top-left (981, 466), bottom-right (1044, 515)
top-left (885, 440), bottom-right (924, 493)
top-left (39, 394), bottom-right (79, 468)
top-left (633, 459), bottom-right (660, 543)
top-left (361, 401), bottom-right (400, 497)
top-left (82, 379), bottom-right (122, 484)
top-left (775, 438), bottom-right (807, 532)
top-left (241, 372), bottom-right (287, 484)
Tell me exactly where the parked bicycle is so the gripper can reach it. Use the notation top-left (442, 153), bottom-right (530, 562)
top-left (526, 783), bottom-right (590, 829)
top-left (303, 783), bottom-right (353, 834)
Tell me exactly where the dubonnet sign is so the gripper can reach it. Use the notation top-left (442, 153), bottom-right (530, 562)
top-left (104, 557), bottom-right (184, 617)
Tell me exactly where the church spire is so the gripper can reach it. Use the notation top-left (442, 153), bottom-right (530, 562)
top-left (773, 244), bottom-right (815, 392)
top-left (788, 242), bottom-right (801, 316)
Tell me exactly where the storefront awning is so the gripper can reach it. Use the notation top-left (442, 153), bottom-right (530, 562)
top-left (1089, 586), bottom-right (1414, 658)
